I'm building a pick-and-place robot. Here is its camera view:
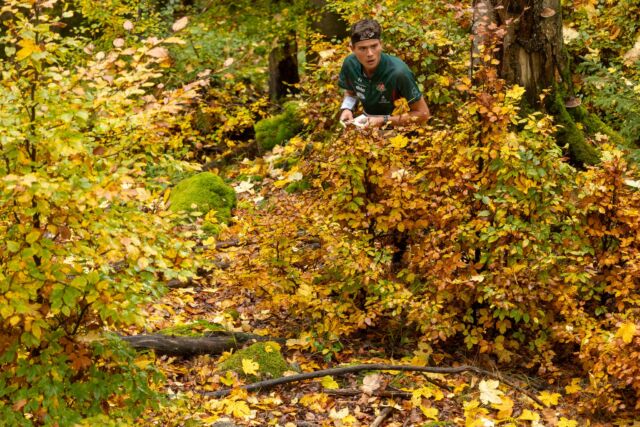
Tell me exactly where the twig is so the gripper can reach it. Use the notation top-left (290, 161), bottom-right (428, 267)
top-left (198, 363), bottom-right (544, 405)
top-left (371, 407), bottom-right (394, 427)
top-left (323, 388), bottom-right (412, 399)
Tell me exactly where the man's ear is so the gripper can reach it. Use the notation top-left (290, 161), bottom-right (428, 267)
top-left (349, 43), bottom-right (354, 52)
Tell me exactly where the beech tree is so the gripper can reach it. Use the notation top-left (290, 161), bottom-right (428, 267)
top-left (472, 0), bottom-right (623, 165)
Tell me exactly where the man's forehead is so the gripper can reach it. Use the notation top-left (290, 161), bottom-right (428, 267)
top-left (353, 39), bottom-right (381, 48)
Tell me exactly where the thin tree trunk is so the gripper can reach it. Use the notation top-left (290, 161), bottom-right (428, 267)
top-left (268, 31), bottom-right (300, 101)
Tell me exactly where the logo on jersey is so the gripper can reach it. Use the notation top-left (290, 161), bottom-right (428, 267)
top-left (376, 82), bottom-right (386, 92)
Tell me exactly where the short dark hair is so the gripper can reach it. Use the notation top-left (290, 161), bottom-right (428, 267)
top-left (350, 19), bottom-right (381, 45)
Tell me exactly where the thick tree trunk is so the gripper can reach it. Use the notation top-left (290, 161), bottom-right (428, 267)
top-left (487, 0), bottom-right (565, 106)
top-left (473, 0), bottom-right (602, 165)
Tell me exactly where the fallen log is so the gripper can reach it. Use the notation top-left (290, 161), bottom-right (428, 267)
top-left (121, 332), bottom-right (284, 357)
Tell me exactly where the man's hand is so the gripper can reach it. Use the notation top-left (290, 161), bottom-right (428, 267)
top-left (339, 109), bottom-right (354, 126)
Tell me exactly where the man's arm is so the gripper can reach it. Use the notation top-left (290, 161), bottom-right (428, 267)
top-left (368, 97), bottom-right (430, 127)
top-left (339, 90), bottom-right (357, 123)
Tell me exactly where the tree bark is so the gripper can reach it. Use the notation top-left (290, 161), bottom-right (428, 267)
top-left (268, 31), bottom-right (300, 101)
top-left (476, 0), bottom-right (565, 106)
top-left (473, 0), bottom-right (603, 165)
top-left (308, 0), bottom-right (348, 41)
top-left (121, 332), bottom-right (284, 357)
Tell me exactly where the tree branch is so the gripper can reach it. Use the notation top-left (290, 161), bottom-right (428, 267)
top-left (199, 363), bottom-right (544, 406)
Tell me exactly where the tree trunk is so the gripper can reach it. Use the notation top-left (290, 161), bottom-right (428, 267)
top-left (268, 31), bottom-right (300, 101)
top-left (308, 0), bottom-right (348, 41)
top-left (479, 0), bottom-right (565, 106)
top-left (473, 0), bottom-right (603, 165)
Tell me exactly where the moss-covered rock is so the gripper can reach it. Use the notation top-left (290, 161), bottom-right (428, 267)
top-left (254, 102), bottom-right (303, 151)
top-left (218, 341), bottom-right (288, 380)
top-left (169, 172), bottom-right (236, 233)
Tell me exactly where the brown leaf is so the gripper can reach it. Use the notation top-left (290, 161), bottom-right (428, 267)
top-left (172, 16), bottom-right (189, 32)
top-left (12, 399), bottom-right (28, 411)
top-left (540, 8), bottom-right (556, 18)
top-left (565, 97), bottom-right (581, 108)
top-left (147, 46), bottom-right (169, 59)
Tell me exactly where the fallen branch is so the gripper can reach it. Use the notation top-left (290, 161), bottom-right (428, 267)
top-left (371, 407), bottom-right (394, 427)
top-left (121, 332), bottom-right (284, 357)
top-left (200, 363), bottom-right (544, 406)
top-left (323, 388), bottom-right (412, 399)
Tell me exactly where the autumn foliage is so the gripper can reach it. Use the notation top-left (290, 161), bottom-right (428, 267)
top-left (1, 0), bottom-right (640, 424)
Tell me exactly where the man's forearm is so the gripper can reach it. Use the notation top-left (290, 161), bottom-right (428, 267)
top-left (389, 110), bottom-right (429, 125)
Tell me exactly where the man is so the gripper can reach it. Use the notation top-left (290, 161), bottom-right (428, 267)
top-left (338, 19), bottom-right (430, 128)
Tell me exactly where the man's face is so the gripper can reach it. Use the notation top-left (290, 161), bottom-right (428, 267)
top-left (351, 39), bottom-right (382, 73)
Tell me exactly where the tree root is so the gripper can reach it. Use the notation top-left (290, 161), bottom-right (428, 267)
top-left (199, 363), bottom-right (544, 406)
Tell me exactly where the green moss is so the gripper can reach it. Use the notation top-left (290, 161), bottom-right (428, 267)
top-left (547, 91), bottom-right (600, 166)
top-left (169, 172), bottom-right (236, 231)
top-left (568, 106), bottom-right (629, 148)
top-left (158, 320), bottom-right (225, 337)
top-left (254, 102), bottom-right (303, 151)
top-left (218, 341), bottom-right (288, 380)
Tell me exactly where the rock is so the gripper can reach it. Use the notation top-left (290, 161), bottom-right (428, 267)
top-left (218, 341), bottom-right (289, 380)
top-left (254, 102), bottom-right (303, 151)
top-left (169, 172), bottom-right (236, 234)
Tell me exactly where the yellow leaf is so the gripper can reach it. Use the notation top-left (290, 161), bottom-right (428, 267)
top-left (321, 375), bottom-right (339, 390)
top-left (220, 371), bottom-right (235, 386)
top-left (492, 396), bottom-right (513, 419)
top-left (558, 418), bottom-right (578, 427)
top-left (506, 85), bottom-right (526, 101)
top-left (163, 36), bottom-right (186, 45)
top-left (518, 409), bottom-right (540, 421)
top-left (134, 357), bottom-right (153, 369)
top-left (564, 378), bottom-right (582, 394)
top-left (16, 38), bottom-right (41, 61)
top-left (389, 134), bottom-right (408, 149)
top-left (616, 322), bottom-right (636, 344)
top-left (31, 323), bottom-right (42, 340)
top-left (241, 358), bottom-right (259, 376)
top-left (420, 406), bottom-right (438, 419)
top-left (537, 391), bottom-right (561, 407)
top-left (264, 341), bottom-right (281, 353)
top-left (224, 399), bottom-right (251, 418)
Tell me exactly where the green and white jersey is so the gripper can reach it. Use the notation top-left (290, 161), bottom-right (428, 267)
top-left (338, 52), bottom-right (422, 116)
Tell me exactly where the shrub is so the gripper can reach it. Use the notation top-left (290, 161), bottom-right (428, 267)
top-left (0, 2), bottom-right (199, 423)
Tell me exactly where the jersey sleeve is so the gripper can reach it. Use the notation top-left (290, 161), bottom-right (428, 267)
top-left (338, 60), bottom-right (353, 91)
top-left (395, 67), bottom-right (422, 104)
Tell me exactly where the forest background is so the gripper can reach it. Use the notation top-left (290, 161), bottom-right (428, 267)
top-left (1, 0), bottom-right (640, 425)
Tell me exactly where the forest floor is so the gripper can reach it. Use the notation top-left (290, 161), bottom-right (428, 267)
top-left (128, 172), bottom-right (625, 427)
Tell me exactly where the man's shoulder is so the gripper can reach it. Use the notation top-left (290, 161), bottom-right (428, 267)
top-left (342, 54), bottom-right (360, 68)
top-left (382, 53), bottom-right (411, 73)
